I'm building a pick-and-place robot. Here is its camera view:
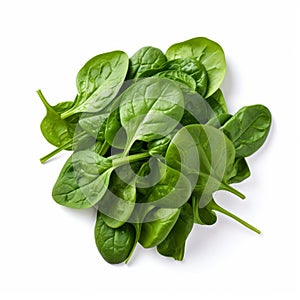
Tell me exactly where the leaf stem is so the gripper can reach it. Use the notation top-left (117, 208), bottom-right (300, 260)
top-left (113, 152), bottom-right (150, 167)
top-left (40, 140), bottom-right (72, 163)
top-left (99, 141), bottom-right (111, 156)
top-left (37, 89), bottom-right (52, 111)
top-left (208, 199), bottom-right (261, 234)
top-left (40, 131), bottom-right (86, 163)
top-left (220, 182), bottom-right (246, 199)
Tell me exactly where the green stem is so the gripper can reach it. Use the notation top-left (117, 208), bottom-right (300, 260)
top-left (221, 182), bottom-right (246, 199)
top-left (61, 107), bottom-right (77, 119)
top-left (40, 140), bottom-right (72, 163)
top-left (208, 199), bottom-right (261, 234)
top-left (113, 152), bottom-right (150, 167)
top-left (40, 131), bottom-right (86, 163)
top-left (37, 89), bottom-right (52, 111)
top-left (99, 141), bottom-right (111, 156)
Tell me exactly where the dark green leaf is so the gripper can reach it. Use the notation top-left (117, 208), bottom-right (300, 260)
top-left (127, 46), bottom-right (167, 79)
top-left (94, 212), bottom-right (135, 264)
top-left (157, 203), bottom-right (193, 260)
top-left (139, 207), bottom-right (180, 248)
top-left (153, 70), bottom-right (196, 90)
top-left (61, 51), bottom-right (129, 118)
top-left (166, 57), bottom-right (208, 96)
top-left (221, 105), bottom-right (272, 157)
top-left (166, 37), bottom-right (226, 97)
top-left (206, 89), bottom-right (228, 116)
top-left (119, 78), bottom-right (184, 154)
top-left (228, 158), bottom-right (251, 184)
top-left (52, 151), bottom-right (113, 209)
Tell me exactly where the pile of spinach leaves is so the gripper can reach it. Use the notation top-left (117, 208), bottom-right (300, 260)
top-left (38, 37), bottom-right (272, 264)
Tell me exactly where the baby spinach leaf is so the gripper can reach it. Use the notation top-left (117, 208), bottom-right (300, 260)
top-left (138, 159), bottom-right (192, 209)
top-left (139, 207), bottom-right (180, 248)
top-left (191, 195), bottom-right (217, 225)
top-left (127, 46), bottom-right (167, 79)
top-left (206, 113), bottom-right (232, 128)
top-left (157, 203), bottom-right (194, 260)
top-left (100, 163), bottom-right (140, 228)
top-left (165, 124), bottom-right (244, 207)
top-left (78, 112), bottom-right (109, 140)
top-left (166, 57), bottom-right (208, 96)
top-left (104, 97), bottom-right (127, 149)
top-left (180, 89), bottom-right (211, 126)
top-left (166, 37), bottom-right (226, 97)
top-left (52, 151), bottom-right (114, 209)
top-left (94, 212), bottom-right (135, 264)
top-left (153, 70), bottom-right (196, 90)
top-left (147, 130), bottom-right (177, 156)
top-left (206, 88), bottom-right (228, 116)
top-left (221, 105), bottom-right (272, 157)
top-left (37, 90), bottom-right (78, 149)
top-left (228, 158), bottom-right (251, 184)
top-left (61, 51), bottom-right (129, 118)
top-left (119, 78), bottom-right (184, 154)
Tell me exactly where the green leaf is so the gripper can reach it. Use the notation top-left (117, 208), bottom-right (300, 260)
top-left (100, 163), bottom-right (139, 228)
top-left (119, 78), bottom-right (184, 154)
top-left (61, 51), bottom-right (129, 118)
top-left (127, 46), bottom-right (167, 79)
top-left (52, 151), bottom-right (113, 209)
top-left (228, 157), bottom-right (251, 184)
top-left (221, 105), bottom-right (272, 157)
top-left (206, 89), bottom-right (228, 116)
top-left (180, 89), bottom-right (211, 126)
top-left (166, 57), bottom-right (208, 96)
top-left (157, 203), bottom-right (194, 260)
top-left (94, 212), bottom-right (135, 264)
top-left (153, 70), bottom-right (196, 90)
top-left (166, 37), bottom-right (226, 97)
top-left (165, 124), bottom-right (243, 206)
top-left (78, 112), bottom-right (109, 140)
top-left (191, 195), bottom-right (217, 225)
top-left (138, 159), bottom-right (192, 209)
top-left (206, 113), bottom-right (232, 128)
top-left (139, 207), bottom-right (180, 248)
top-left (37, 90), bottom-right (78, 149)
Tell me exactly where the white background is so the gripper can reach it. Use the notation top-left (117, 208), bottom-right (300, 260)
top-left (0, 0), bottom-right (299, 299)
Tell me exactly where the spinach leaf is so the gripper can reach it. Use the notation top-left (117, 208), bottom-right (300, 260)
top-left (61, 51), bottom-right (128, 118)
top-left (37, 90), bottom-right (78, 148)
top-left (127, 46), bottom-right (167, 79)
top-left (221, 105), bottom-right (272, 157)
top-left (157, 203), bottom-right (194, 260)
top-left (180, 89), bottom-right (211, 126)
top-left (153, 70), bottom-right (196, 90)
top-left (166, 57), bottom-right (208, 96)
top-left (191, 195), bottom-right (217, 225)
top-left (137, 159), bottom-right (192, 209)
top-left (228, 157), bottom-right (251, 184)
top-left (94, 212), bottom-right (135, 264)
top-left (166, 37), bottom-right (226, 97)
top-left (206, 88), bottom-right (228, 116)
top-left (165, 124), bottom-right (244, 207)
top-left (100, 163), bottom-right (139, 228)
top-left (206, 113), bottom-right (232, 128)
top-left (119, 78), bottom-right (184, 154)
top-left (78, 112), bottom-right (109, 140)
top-left (147, 130), bottom-right (177, 156)
top-left (104, 97), bottom-right (127, 149)
top-left (52, 151), bottom-right (114, 209)
top-left (139, 207), bottom-right (180, 248)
